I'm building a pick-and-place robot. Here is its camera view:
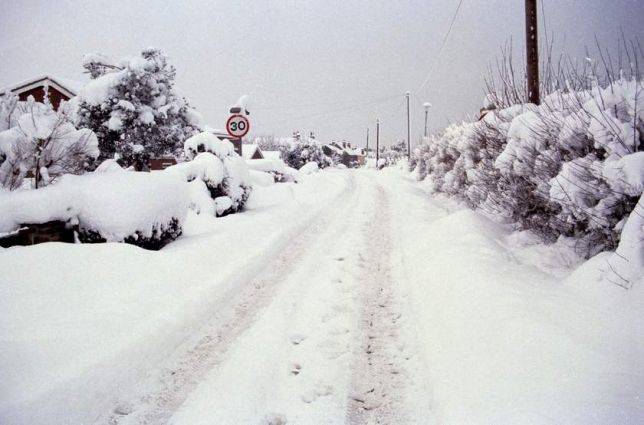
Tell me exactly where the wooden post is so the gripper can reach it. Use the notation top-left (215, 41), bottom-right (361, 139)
top-left (406, 92), bottom-right (411, 158)
top-left (376, 119), bottom-right (380, 168)
top-left (526, 0), bottom-right (540, 104)
top-left (366, 127), bottom-right (369, 152)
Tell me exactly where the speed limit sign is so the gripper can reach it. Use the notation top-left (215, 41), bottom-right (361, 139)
top-left (226, 114), bottom-right (250, 138)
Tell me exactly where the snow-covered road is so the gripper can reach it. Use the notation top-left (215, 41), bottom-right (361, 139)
top-left (1, 168), bottom-right (642, 425)
top-left (106, 171), bottom-right (435, 424)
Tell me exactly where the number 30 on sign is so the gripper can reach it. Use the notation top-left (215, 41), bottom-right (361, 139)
top-left (226, 114), bottom-right (250, 138)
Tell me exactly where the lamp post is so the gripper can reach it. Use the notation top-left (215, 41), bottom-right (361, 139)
top-left (423, 102), bottom-right (432, 138)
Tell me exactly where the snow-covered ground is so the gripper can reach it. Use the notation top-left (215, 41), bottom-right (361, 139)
top-left (1, 168), bottom-right (642, 424)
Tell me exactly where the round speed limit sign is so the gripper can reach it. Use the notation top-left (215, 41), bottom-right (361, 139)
top-left (226, 114), bottom-right (250, 138)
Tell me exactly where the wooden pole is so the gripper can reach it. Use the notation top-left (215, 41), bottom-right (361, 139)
top-left (406, 92), bottom-right (411, 158)
top-left (526, 0), bottom-right (540, 104)
top-left (366, 127), bottom-right (369, 152)
top-left (376, 119), bottom-right (380, 169)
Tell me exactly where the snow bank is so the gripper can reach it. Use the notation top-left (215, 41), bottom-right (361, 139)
top-left (298, 161), bottom-right (319, 175)
top-left (0, 170), bottom-right (352, 425)
top-left (383, 169), bottom-right (644, 424)
top-left (0, 171), bottom-right (189, 243)
top-left (246, 158), bottom-right (298, 182)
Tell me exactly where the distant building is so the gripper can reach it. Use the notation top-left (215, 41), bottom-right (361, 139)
top-left (0, 75), bottom-right (81, 111)
top-left (323, 141), bottom-right (365, 168)
top-left (242, 144), bottom-right (264, 160)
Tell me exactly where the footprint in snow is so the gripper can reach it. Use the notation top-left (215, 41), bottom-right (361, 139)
top-left (262, 412), bottom-right (287, 425)
top-left (301, 383), bottom-right (334, 403)
top-left (290, 362), bottom-right (302, 375)
top-left (289, 333), bottom-right (307, 345)
top-left (113, 401), bottom-right (134, 416)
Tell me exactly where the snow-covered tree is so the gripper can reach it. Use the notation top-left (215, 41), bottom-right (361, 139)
top-left (0, 96), bottom-right (99, 190)
top-left (76, 48), bottom-right (202, 169)
top-left (166, 132), bottom-right (252, 216)
top-left (279, 135), bottom-right (331, 170)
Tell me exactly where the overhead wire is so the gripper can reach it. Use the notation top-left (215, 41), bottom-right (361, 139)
top-left (417, 0), bottom-right (466, 93)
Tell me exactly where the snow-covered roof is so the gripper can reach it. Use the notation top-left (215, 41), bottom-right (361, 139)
top-left (324, 143), bottom-right (344, 155)
top-left (0, 75), bottom-right (85, 98)
top-left (262, 151), bottom-right (281, 160)
top-left (242, 144), bottom-right (262, 159)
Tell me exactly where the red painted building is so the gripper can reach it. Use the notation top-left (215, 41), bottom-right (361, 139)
top-left (0, 75), bottom-right (79, 111)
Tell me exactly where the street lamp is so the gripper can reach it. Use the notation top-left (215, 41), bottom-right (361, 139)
top-left (423, 102), bottom-right (432, 138)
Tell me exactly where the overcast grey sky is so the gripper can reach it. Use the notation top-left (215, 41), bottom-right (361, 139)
top-left (1, 0), bottom-right (642, 146)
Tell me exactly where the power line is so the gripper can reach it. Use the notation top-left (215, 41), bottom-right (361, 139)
top-left (417, 0), bottom-right (466, 93)
top-left (266, 93), bottom-right (403, 125)
top-left (253, 93), bottom-right (401, 112)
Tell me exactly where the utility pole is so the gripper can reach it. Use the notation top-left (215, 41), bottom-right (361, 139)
top-left (405, 92), bottom-right (411, 159)
top-left (376, 119), bottom-right (380, 169)
top-left (423, 102), bottom-right (432, 138)
top-left (366, 127), bottom-right (369, 152)
top-left (525, 0), bottom-right (540, 105)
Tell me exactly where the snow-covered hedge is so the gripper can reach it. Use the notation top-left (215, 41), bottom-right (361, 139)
top-left (0, 171), bottom-right (189, 249)
top-left (412, 76), bottom-right (642, 265)
top-left (165, 132), bottom-right (252, 216)
top-left (0, 94), bottom-right (98, 190)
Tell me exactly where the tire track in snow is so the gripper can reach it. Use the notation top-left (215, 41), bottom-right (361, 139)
top-left (346, 181), bottom-right (419, 425)
top-left (101, 173), bottom-right (359, 425)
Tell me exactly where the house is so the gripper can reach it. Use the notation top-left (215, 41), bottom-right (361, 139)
top-left (0, 75), bottom-right (81, 111)
top-left (242, 144), bottom-right (264, 160)
top-left (323, 141), bottom-right (366, 168)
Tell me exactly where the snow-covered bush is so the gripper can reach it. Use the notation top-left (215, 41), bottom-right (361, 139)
top-left (412, 49), bottom-right (642, 262)
top-left (245, 158), bottom-right (298, 183)
top-left (76, 48), bottom-right (202, 168)
top-left (165, 132), bottom-right (252, 216)
top-left (0, 171), bottom-right (189, 250)
top-left (0, 96), bottom-right (99, 190)
top-left (279, 136), bottom-right (332, 170)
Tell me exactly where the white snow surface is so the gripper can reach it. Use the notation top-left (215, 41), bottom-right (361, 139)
top-left (0, 171), bottom-right (188, 240)
top-left (0, 168), bottom-right (642, 425)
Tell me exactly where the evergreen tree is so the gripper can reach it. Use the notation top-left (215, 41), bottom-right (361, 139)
top-left (76, 48), bottom-right (202, 169)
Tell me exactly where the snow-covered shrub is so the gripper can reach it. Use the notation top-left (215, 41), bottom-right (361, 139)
top-left (245, 158), bottom-right (298, 183)
top-left (0, 171), bottom-right (189, 250)
top-left (299, 161), bottom-right (319, 175)
top-left (0, 96), bottom-right (99, 190)
top-left (76, 48), bottom-right (202, 168)
top-left (412, 54), bottom-right (642, 260)
top-left (279, 136), bottom-right (332, 170)
top-left (166, 132), bottom-right (252, 216)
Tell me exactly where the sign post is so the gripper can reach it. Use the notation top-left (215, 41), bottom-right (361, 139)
top-left (226, 114), bottom-right (250, 156)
